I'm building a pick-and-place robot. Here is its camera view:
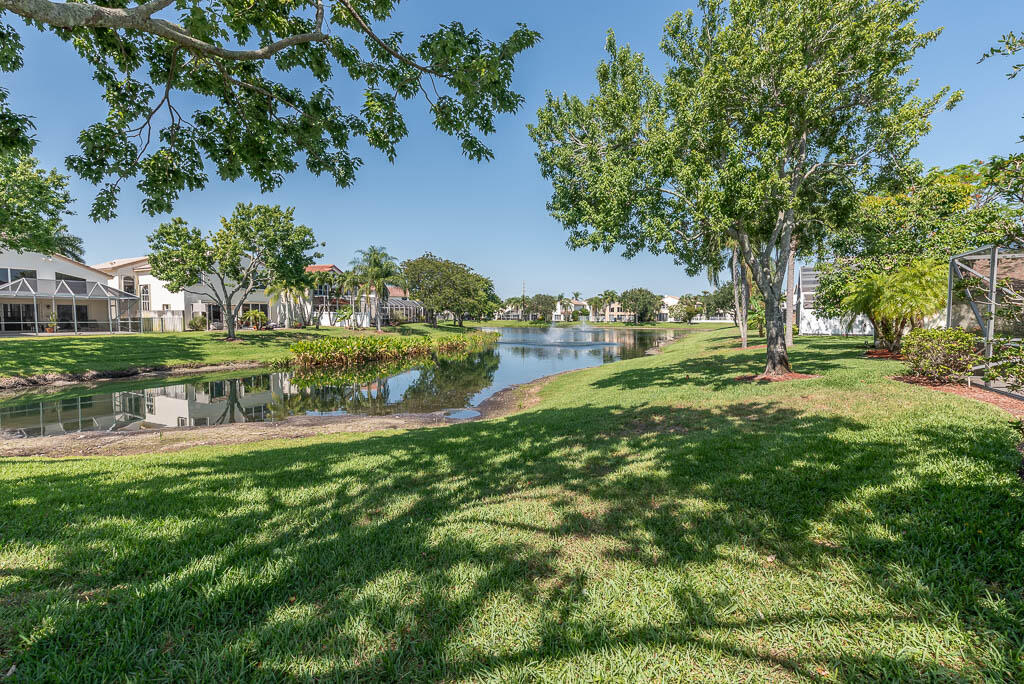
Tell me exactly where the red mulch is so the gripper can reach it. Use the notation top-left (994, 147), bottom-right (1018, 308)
top-left (894, 376), bottom-right (1024, 418)
top-left (865, 349), bottom-right (904, 360)
top-left (735, 372), bottom-right (820, 383)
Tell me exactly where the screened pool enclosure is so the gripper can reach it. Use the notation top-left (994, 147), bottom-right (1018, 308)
top-left (947, 243), bottom-right (1024, 399)
top-left (0, 277), bottom-right (141, 334)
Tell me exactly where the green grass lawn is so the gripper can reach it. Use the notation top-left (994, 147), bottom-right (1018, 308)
top-left (0, 323), bottom-right (467, 378)
top-left (466, 320), bottom-right (722, 329)
top-left (2, 327), bottom-right (1022, 680)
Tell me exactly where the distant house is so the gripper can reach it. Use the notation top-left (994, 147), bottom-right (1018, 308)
top-left (553, 299), bottom-right (588, 321)
top-left (0, 250), bottom-right (139, 334)
top-left (797, 267), bottom-right (872, 336)
top-left (92, 256), bottom-right (282, 331)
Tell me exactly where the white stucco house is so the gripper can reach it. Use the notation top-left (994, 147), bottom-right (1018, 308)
top-left (0, 250), bottom-right (139, 334)
top-left (92, 256), bottom-right (282, 331)
top-left (797, 267), bottom-right (873, 336)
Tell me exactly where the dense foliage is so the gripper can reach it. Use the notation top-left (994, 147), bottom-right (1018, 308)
top-left (901, 328), bottom-right (980, 383)
top-left (148, 203), bottom-right (321, 338)
top-left (669, 296), bottom-right (703, 324)
top-left (348, 246), bottom-right (405, 332)
top-left (0, 153), bottom-right (83, 260)
top-left (619, 288), bottom-right (660, 323)
top-left (289, 331), bottom-right (498, 368)
top-left (814, 167), bottom-right (1019, 318)
top-left (530, 0), bottom-right (954, 374)
top-left (402, 253), bottom-right (499, 325)
top-left (0, 0), bottom-right (539, 220)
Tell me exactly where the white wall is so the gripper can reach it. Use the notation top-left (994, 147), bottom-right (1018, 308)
top-left (0, 251), bottom-right (109, 282)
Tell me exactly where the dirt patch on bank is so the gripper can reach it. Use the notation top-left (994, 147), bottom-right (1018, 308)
top-left (0, 361), bottom-right (267, 394)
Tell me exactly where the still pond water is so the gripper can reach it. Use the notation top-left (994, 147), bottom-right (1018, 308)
top-left (0, 326), bottom-right (681, 437)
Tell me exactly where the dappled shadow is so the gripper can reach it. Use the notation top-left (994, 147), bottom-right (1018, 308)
top-left (592, 340), bottom-right (855, 391)
top-left (1, 386), bottom-right (1021, 679)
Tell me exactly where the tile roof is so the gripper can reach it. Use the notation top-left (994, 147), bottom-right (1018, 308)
top-left (305, 264), bottom-right (341, 273)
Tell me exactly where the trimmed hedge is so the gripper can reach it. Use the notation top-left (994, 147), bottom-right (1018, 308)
top-left (901, 328), bottom-right (980, 383)
top-left (289, 332), bottom-right (499, 369)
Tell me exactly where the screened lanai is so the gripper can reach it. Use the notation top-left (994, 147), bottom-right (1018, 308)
top-left (0, 277), bottom-right (141, 334)
top-left (947, 243), bottom-right (1024, 399)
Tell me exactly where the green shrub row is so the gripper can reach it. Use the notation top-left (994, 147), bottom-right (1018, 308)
top-left (902, 328), bottom-right (979, 382)
top-left (289, 332), bottom-right (499, 369)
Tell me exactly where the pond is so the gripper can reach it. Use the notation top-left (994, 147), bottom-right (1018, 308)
top-left (0, 326), bottom-right (682, 437)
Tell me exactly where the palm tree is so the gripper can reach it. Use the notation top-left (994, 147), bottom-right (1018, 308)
top-left (350, 246), bottom-right (407, 332)
top-left (586, 295), bottom-right (603, 322)
top-left (556, 292), bottom-right (572, 321)
top-left (572, 291), bottom-right (582, 301)
top-left (599, 290), bottom-right (618, 322)
top-left (266, 281), bottom-right (309, 327)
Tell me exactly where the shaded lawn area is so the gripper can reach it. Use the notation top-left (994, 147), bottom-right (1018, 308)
top-left (465, 320), bottom-right (722, 329)
top-left (0, 323), bottom-right (466, 378)
top-left (1, 328), bottom-right (1022, 680)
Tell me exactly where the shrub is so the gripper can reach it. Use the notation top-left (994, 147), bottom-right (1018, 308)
top-left (902, 328), bottom-right (980, 382)
top-left (289, 332), bottom-right (499, 369)
top-left (240, 309), bottom-right (269, 329)
top-left (987, 337), bottom-right (1024, 391)
top-left (188, 314), bottom-right (208, 331)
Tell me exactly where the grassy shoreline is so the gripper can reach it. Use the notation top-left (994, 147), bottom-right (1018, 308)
top-left (0, 323), bottom-right (469, 381)
top-left (2, 326), bottom-right (1022, 680)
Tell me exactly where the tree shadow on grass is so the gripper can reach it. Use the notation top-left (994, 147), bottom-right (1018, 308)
top-left (0, 397), bottom-right (1021, 679)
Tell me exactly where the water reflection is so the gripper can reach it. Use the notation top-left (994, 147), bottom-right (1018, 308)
top-left (0, 326), bottom-right (679, 437)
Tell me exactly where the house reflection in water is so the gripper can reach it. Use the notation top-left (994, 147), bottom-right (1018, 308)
top-left (0, 375), bottom-right (286, 437)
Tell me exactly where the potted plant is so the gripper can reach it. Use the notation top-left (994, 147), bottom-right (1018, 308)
top-left (44, 311), bottom-right (58, 333)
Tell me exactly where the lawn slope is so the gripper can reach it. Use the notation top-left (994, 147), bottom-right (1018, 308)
top-left (1, 327), bottom-right (1021, 680)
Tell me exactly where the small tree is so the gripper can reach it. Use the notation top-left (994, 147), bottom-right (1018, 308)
top-left (670, 296), bottom-right (703, 324)
top-left (619, 288), bottom-right (660, 323)
top-left (240, 308), bottom-right (269, 330)
top-left (148, 203), bottom-right (320, 339)
top-left (841, 260), bottom-right (947, 352)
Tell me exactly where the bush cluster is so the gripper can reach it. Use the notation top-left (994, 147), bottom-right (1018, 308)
top-left (188, 315), bottom-right (208, 331)
top-left (901, 328), bottom-right (980, 383)
top-left (290, 332), bottom-right (499, 369)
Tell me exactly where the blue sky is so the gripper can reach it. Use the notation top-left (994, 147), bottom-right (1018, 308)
top-left (6, 0), bottom-right (1023, 298)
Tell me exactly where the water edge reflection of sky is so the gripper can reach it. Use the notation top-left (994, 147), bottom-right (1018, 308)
top-left (0, 326), bottom-right (681, 437)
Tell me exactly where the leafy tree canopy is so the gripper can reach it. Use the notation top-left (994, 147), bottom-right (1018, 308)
top-left (530, 0), bottom-right (955, 374)
top-left (148, 202), bottom-right (321, 338)
top-left (526, 293), bottom-right (557, 320)
top-left (0, 152), bottom-right (84, 260)
top-left (0, 0), bottom-right (539, 220)
top-left (402, 252), bottom-right (499, 324)
top-left (619, 287), bottom-right (660, 322)
top-left (814, 165), bottom-right (1021, 318)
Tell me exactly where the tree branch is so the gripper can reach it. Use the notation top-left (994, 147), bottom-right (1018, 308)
top-left (0, 0), bottom-right (328, 61)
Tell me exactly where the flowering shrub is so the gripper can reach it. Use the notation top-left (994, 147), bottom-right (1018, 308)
top-left (290, 332), bottom-right (498, 369)
top-left (901, 328), bottom-right (980, 382)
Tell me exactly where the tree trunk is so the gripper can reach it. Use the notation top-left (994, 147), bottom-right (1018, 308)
top-left (376, 299), bottom-right (382, 332)
top-left (764, 294), bottom-right (790, 375)
top-left (785, 240), bottom-right (795, 348)
top-left (225, 303), bottom-right (237, 339)
top-left (731, 249), bottom-right (748, 348)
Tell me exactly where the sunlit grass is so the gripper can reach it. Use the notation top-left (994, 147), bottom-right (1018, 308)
top-left (1, 327), bottom-right (1021, 680)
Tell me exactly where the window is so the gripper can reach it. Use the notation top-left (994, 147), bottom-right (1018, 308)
top-left (122, 275), bottom-right (135, 294)
top-left (55, 272), bottom-right (85, 282)
top-left (1, 303), bottom-right (37, 331)
top-left (140, 284), bottom-right (151, 311)
top-left (0, 268), bottom-right (37, 284)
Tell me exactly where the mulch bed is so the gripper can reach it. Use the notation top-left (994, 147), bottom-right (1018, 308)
top-left (735, 372), bottom-right (820, 383)
top-left (894, 376), bottom-right (1024, 419)
top-left (865, 349), bottom-right (904, 360)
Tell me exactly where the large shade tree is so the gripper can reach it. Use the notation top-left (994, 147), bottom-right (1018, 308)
top-left (402, 253), bottom-right (498, 325)
top-left (530, 0), bottom-right (956, 376)
top-left (148, 203), bottom-right (321, 339)
top-left (0, 0), bottom-right (539, 220)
